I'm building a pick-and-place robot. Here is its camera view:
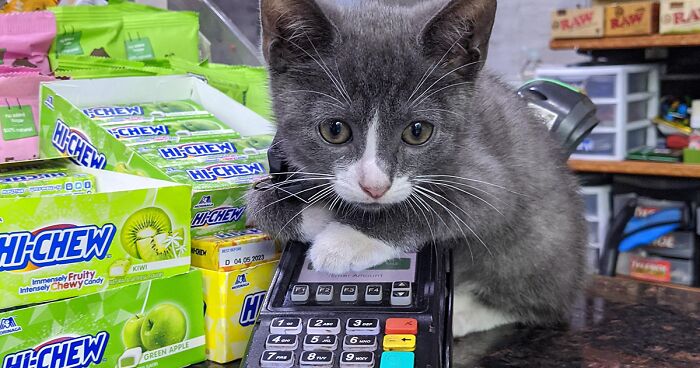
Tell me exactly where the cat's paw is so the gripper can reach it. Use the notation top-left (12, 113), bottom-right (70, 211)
top-left (452, 290), bottom-right (517, 337)
top-left (308, 222), bottom-right (400, 274)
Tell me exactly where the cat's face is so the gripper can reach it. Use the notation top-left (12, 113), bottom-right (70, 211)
top-left (262, 0), bottom-right (496, 209)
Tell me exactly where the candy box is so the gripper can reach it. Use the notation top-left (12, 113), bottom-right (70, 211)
top-left (0, 270), bottom-right (206, 368)
top-left (199, 260), bottom-right (279, 363)
top-left (100, 116), bottom-right (239, 146)
top-left (191, 228), bottom-right (281, 272)
top-left (0, 158), bottom-right (192, 309)
top-left (39, 75), bottom-right (275, 237)
top-left (82, 99), bottom-right (210, 124)
top-left (133, 135), bottom-right (267, 167)
top-left (0, 169), bottom-right (96, 198)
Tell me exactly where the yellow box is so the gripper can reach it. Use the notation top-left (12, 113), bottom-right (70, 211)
top-left (660, 0), bottom-right (700, 34)
top-left (551, 7), bottom-right (606, 39)
top-left (200, 260), bottom-right (279, 363)
top-left (191, 228), bottom-right (281, 271)
top-left (605, 1), bottom-right (660, 36)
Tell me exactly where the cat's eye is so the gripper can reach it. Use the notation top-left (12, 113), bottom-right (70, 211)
top-left (402, 121), bottom-right (434, 145)
top-left (319, 120), bottom-right (352, 144)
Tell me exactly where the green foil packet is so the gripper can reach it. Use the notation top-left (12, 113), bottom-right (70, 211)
top-left (101, 117), bottom-right (240, 145)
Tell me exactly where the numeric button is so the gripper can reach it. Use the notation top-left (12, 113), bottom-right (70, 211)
top-left (291, 285), bottom-right (310, 303)
top-left (303, 335), bottom-right (338, 351)
top-left (364, 285), bottom-right (382, 303)
top-left (270, 318), bottom-right (302, 335)
top-left (343, 335), bottom-right (377, 351)
top-left (315, 285), bottom-right (333, 303)
top-left (265, 335), bottom-right (298, 350)
top-left (340, 351), bottom-right (375, 367)
top-left (260, 350), bottom-right (294, 368)
top-left (346, 318), bottom-right (380, 335)
top-left (300, 351), bottom-right (334, 366)
top-left (307, 318), bottom-right (341, 334)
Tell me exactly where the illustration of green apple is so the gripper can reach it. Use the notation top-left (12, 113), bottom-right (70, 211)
top-left (122, 314), bottom-right (145, 349)
top-left (140, 304), bottom-right (187, 350)
top-left (245, 134), bottom-right (273, 149)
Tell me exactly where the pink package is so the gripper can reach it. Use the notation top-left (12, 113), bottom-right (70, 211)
top-left (0, 73), bottom-right (55, 162)
top-left (0, 12), bottom-right (56, 75)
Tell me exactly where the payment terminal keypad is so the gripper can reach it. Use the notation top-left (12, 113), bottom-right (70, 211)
top-left (243, 242), bottom-right (452, 368)
top-left (259, 316), bottom-right (418, 368)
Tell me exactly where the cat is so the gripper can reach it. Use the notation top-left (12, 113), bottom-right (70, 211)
top-left (247, 0), bottom-right (587, 336)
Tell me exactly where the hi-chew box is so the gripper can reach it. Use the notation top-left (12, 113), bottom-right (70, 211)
top-left (39, 75), bottom-right (275, 238)
top-left (191, 228), bottom-right (281, 272)
top-left (0, 159), bottom-right (191, 309)
top-left (552, 6), bottom-right (605, 39)
top-left (0, 270), bottom-right (206, 368)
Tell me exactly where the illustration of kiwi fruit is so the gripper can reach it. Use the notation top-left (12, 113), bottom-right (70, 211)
top-left (136, 233), bottom-right (175, 262)
top-left (120, 207), bottom-right (172, 259)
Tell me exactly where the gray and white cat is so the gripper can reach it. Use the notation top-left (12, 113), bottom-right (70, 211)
top-left (247, 0), bottom-right (587, 336)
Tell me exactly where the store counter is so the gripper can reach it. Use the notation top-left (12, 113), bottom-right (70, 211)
top-left (192, 276), bottom-right (699, 367)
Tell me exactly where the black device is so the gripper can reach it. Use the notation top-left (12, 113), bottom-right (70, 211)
top-left (242, 80), bottom-right (598, 368)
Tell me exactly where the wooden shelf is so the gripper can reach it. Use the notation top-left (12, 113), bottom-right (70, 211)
top-left (550, 33), bottom-right (700, 50)
top-left (569, 159), bottom-right (700, 178)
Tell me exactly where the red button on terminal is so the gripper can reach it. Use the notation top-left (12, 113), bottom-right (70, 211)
top-left (385, 318), bottom-right (418, 335)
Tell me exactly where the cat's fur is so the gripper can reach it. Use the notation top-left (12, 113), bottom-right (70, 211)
top-left (248, 0), bottom-right (587, 336)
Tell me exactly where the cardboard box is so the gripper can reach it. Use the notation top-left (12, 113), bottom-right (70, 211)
top-left (660, 0), bottom-right (700, 34)
top-left (552, 6), bottom-right (605, 39)
top-left (0, 159), bottom-right (192, 309)
top-left (39, 76), bottom-right (275, 238)
top-left (200, 260), bottom-right (279, 363)
top-left (191, 228), bottom-right (281, 272)
top-left (0, 270), bottom-right (206, 368)
top-left (605, 1), bottom-right (660, 36)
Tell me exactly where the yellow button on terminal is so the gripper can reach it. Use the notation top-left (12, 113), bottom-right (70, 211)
top-left (382, 334), bottom-right (416, 352)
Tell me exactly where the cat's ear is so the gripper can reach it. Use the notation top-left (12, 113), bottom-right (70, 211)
top-left (420, 0), bottom-right (497, 77)
top-left (260, 0), bottom-right (335, 73)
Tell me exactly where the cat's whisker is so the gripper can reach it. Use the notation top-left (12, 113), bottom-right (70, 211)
top-left (416, 174), bottom-right (531, 198)
top-left (414, 185), bottom-right (493, 257)
top-left (412, 190), bottom-right (474, 263)
top-left (304, 33), bottom-right (352, 105)
top-left (334, 57), bottom-right (352, 104)
top-left (273, 186), bottom-right (336, 242)
top-left (407, 37), bottom-right (463, 104)
top-left (258, 177), bottom-right (332, 192)
top-left (410, 60), bottom-right (485, 107)
top-left (413, 179), bottom-right (505, 217)
top-left (413, 178), bottom-right (507, 204)
top-left (281, 90), bottom-right (345, 107)
top-left (413, 81), bottom-right (473, 107)
top-left (248, 182), bottom-right (333, 220)
top-left (406, 194), bottom-right (437, 247)
top-left (413, 108), bottom-right (466, 120)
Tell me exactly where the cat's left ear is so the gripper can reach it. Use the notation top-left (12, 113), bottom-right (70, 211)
top-left (420, 0), bottom-right (497, 78)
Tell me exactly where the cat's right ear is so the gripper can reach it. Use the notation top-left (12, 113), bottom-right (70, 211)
top-left (260, 0), bottom-right (335, 73)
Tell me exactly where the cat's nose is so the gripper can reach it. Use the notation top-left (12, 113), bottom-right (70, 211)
top-left (360, 183), bottom-right (390, 199)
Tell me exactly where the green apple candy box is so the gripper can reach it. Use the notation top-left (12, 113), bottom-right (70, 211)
top-left (0, 270), bottom-right (206, 368)
top-left (39, 76), bottom-right (276, 238)
top-left (0, 160), bottom-right (192, 310)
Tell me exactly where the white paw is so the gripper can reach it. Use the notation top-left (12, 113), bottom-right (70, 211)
top-left (452, 289), bottom-right (516, 337)
top-left (299, 206), bottom-right (333, 242)
top-left (308, 222), bottom-right (400, 274)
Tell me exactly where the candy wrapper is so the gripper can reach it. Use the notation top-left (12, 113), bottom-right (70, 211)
top-left (0, 73), bottom-right (55, 162)
top-left (0, 12), bottom-right (56, 75)
top-left (1, 0), bottom-right (58, 13)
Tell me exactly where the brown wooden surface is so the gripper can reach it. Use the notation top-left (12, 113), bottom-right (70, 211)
top-left (550, 33), bottom-right (700, 50)
top-left (569, 159), bottom-right (700, 178)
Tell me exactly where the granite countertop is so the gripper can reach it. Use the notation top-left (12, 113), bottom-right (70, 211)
top-left (194, 276), bottom-right (700, 368)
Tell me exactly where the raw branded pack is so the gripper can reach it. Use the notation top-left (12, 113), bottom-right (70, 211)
top-left (0, 270), bottom-right (206, 368)
top-left (605, 1), bottom-right (660, 36)
top-left (39, 75), bottom-right (276, 238)
top-left (551, 6), bottom-right (605, 39)
top-left (200, 260), bottom-right (279, 363)
top-left (191, 228), bottom-right (281, 271)
top-left (0, 159), bottom-right (192, 309)
top-left (660, 0), bottom-right (700, 34)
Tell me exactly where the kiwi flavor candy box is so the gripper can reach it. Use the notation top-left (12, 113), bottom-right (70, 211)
top-left (0, 159), bottom-right (192, 310)
top-left (0, 270), bottom-right (206, 368)
top-left (39, 76), bottom-right (276, 238)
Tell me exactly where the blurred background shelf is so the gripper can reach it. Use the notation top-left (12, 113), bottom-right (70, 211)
top-left (569, 159), bottom-right (700, 178)
top-left (551, 34), bottom-right (700, 50)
